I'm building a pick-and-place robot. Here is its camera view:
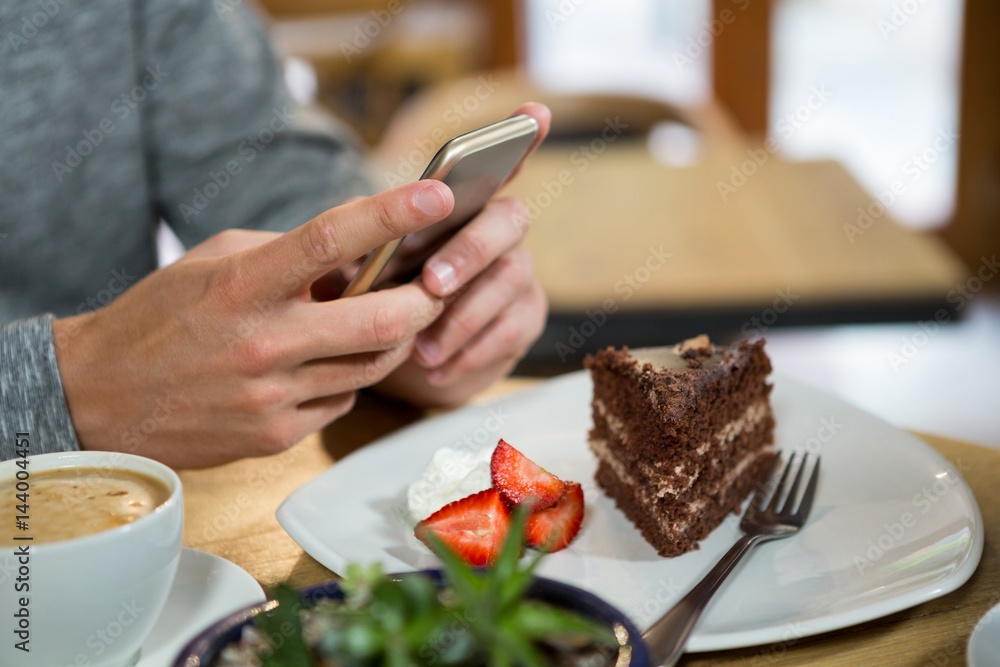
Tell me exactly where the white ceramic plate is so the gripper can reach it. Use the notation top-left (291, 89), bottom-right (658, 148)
top-left (277, 371), bottom-right (983, 652)
top-left (968, 601), bottom-right (1000, 667)
top-left (138, 548), bottom-right (265, 667)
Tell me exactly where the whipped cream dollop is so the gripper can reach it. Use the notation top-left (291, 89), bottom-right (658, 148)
top-left (407, 447), bottom-right (492, 520)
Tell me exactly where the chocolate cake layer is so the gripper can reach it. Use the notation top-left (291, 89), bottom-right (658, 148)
top-left (585, 337), bottom-right (776, 557)
top-left (594, 447), bottom-right (776, 557)
top-left (590, 397), bottom-right (774, 495)
top-left (591, 408), bottom-right (774, 507)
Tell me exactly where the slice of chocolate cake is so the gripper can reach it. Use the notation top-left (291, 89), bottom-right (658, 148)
top-left (584, 335), bottom-right (777, 557)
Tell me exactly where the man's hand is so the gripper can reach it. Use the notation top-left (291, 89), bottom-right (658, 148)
top-left (52, 180), bottom-right (454, 468)
top-left (374, 103), bottom-right (551, 406)
top-left (373, 196), bottom-right (548, 406)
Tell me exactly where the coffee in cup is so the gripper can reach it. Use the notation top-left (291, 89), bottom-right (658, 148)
top-left (0, 451), bottom-right (183, 667)
top-left (0, 467), bottom-right (170, 546)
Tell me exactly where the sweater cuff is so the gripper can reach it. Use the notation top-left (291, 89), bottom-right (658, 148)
top-left (0, 315), bottom-right (81, 460)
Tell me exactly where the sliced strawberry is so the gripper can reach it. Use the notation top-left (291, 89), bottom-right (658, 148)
top-left (490, 439), bottom-right (565, 510)
top-left (525, 482), bottom-right (584, 552)
top-left (414, 488), bottom-right (510, 567)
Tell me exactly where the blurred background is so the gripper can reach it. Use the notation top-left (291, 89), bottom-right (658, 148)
top-left (165, 0), bottom-right (999, 447)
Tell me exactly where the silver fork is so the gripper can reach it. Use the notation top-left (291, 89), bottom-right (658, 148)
top-left (642, 452), bottom-right (821, 667)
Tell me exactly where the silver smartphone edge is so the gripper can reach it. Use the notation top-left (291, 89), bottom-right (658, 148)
top-left (340, 114), bottom-right (539, 298)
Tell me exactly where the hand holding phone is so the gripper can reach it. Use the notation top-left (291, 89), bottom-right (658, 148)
top-left (341, 113), bottom-right (541, 297)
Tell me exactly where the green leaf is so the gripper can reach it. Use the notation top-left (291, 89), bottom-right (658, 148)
top-left (342, 619), bottom-right (384, 659)
top-left (255, 585), bottom-right (315, 667)
top-left (397, 573), bottom-right (438, 615)
top-left (492, 621), bottom-right (549, 667)
top-left (497, 548), bottom-right (544, 611)
top-left (422, 529), bottom-right (485, 601)
top-left (340, 562), bottom-right (384, 609)
top-left (493, 503), bottom-right (529, 581)
top-left (489, 644), bottom-right (513, 667)
top-left (383, 638), bottom-right (413, 667)
top-left (484, 503), bottom-right (529, 609)
top-left (370, 578), bottom-right (408, 632)
top-left (428, 623), bottom-right (482, 665)
top-left (506, 601), bottom-right (617, 646)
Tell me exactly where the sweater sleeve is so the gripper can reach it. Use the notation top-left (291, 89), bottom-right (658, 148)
top-left (138, 0), bottom-right (375, 245)
top-left (0, 315), bottom-right (80, 460)
top-left (0, 1), bottom-right (378, 462)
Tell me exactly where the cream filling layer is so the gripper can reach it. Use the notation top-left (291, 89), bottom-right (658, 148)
top-left (592, 439), bottom-right (774, 537)
top-left (593, 399), bottom-right (770, 499)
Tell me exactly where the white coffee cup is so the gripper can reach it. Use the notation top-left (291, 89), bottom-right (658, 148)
top-left (0, 451), bottom-right (183, 667)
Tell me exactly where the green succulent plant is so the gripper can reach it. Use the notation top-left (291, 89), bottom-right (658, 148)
top-left (246, 506), bottom-right (622, 667)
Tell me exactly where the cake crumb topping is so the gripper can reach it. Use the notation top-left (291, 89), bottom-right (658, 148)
top-left (673, 334), bottom-right (715, 367)
top-left (675, 334), bottom-right (715, 356)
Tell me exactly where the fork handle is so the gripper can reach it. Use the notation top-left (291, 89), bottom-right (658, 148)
top-left (643, 533), bottom-right (768, 666)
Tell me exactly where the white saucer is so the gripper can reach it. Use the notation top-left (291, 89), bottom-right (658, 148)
top-left (968, 601), bottom-right (1000, 667)
top-left (137, 547), bottom-right (265, 667)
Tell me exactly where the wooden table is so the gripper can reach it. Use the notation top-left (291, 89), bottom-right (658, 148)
top-left (178, 379), bottom-right (997, 666)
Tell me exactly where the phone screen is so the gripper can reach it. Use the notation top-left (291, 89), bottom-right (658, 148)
top-left (341, 114), bottom-right (539, 297)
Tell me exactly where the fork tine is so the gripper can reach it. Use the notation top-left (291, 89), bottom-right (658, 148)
top-left (766, 451), bottom-right (798, 512)
top-left (778, 453), bottom-right (808, 514)
top-left (749, 453), bottom-right (783, 512)
top-left (794, 456), bottom-right (821, 520)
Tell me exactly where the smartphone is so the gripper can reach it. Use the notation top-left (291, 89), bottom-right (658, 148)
top-left (340, 114), bottom-right (540, 297)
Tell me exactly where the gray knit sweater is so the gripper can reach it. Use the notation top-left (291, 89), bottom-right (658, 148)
top-left (0, 0), bottom-right (373, 460)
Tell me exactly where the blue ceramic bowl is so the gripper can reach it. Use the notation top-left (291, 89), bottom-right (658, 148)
top-left (173, 569), bottom-right (650, 666)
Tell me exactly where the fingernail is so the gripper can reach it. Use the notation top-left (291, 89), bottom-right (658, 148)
top-left (426, 258), bottom-right (457, 294)
top-left (414, 183), bottom-right (449, 217)
top-left (415, 336), bottom-right (439, 365)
